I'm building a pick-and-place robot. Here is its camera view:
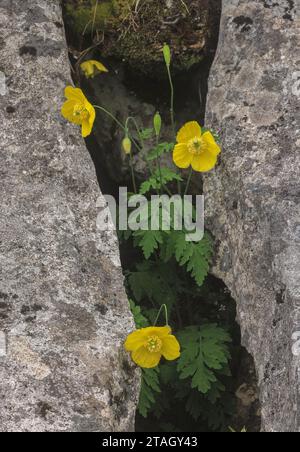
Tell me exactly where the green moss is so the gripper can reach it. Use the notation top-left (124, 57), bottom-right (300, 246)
top-left (63, 0), bottom-right (211, 75)
top-left (180, 54), bottom-right (204, 71)
top-left (64, 0), bottom-right (134, 35)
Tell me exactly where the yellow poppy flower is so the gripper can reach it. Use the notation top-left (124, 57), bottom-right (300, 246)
top-left (61, 86), bottom-right (96, 138)
top-left (80, 60), bottom-right (108, 78)
top-left (125, 326), bottom-right (180, 369)
top-left (173, 121), bottom-right (221, 172)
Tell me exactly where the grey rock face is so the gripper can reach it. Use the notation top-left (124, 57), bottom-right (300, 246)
top-left (205, 0), bottom-right (300, 432)
top-left (0, 0), bottom-right (139, 432)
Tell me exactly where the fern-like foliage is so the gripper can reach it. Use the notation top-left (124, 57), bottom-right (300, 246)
top-left (128, 261), bottom-right (180, 311)
top-left (146, 142), bottom-right (174, 161)
top-left (139, 168), bottom-right (182, 195)
top-left (155, 362), bottom-right (235, 431)
top-left (129, 299), bottom-right (149, 329)
top-left (177, 324), bottom-right (231, 394)
top-left (132, 229), bottom-right (212, 286)
top-left (138, 367), bottom-right (161, 418)
top-left (163, 231), bottom-right (213, 286)
top-left (185, 390), bottom-right (236, 431)
top-left (133, 229), bottom-right (164, 259)
top-left (139, 128), bottom-right (154, 140)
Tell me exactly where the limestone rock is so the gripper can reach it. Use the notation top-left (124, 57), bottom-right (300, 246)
top-left (0, 0), bottom-right (139, 432)
top-left (204, 0), bottom-right (300, 432)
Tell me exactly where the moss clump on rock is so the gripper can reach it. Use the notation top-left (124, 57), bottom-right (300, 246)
top-left (64, 0), bottom-right (135, 36)
top-left (63, 0), bottom-right (217, 76)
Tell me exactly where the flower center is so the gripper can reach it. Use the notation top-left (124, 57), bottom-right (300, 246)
top-left (73, 104), bottom-right (89, 120)
top-left (187, 137), bottom-right (204, 155)
top-left (146, 335), bottom-right (162, 353)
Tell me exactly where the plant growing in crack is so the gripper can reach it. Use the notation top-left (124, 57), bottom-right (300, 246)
top-left (60, 45), bottom-right (241, 432)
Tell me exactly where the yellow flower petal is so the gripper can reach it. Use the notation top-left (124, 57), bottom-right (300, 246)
top-left (124, 326), bottom-right (171, 352)
top-left (161, 335), bottom-right (181, 361)
top-left (81, 61), bottom-right (93, 77)
top-left (191, 150), bottom-right (217, 172)
top-left (132, 346), bottom-right (161, 368)
top-left (92, 60), bottom-right (108, 73)
top-left (85, 102), bottom-right (96, 126)
top-left (61, 86), bottom-right (95, 137)
top-left (65, 86), bottom-right (85, 102)
top-left (202, 131), bottom-right (221, 157)
top-left (81, 60), bottom-right (108, 78)
top-left (177, 121), bottom-right (202, 144)
top-left (81, 119), bottom-right (93, 138)
top-left (145, 326), bottom-right (171, 338)
top-left (61, 100), bottom-right (77, 121)
top-left (137, 326), bottom-right (171, 338)
top-left (125, 329), bottom-right (148, 352)
top-left (173, 143), bottom-right (192, 169)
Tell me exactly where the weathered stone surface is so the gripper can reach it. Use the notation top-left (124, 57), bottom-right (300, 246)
top-left (205, 0), bottom-right (300, 432)
top-left (0, 0), bottom-right (139, 432)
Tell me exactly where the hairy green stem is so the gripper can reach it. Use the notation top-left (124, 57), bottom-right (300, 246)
top-left (129, 154), bottom-right (137, 194)
top-left (154, 304), bottom-right (169, 327)
top-left (184, 168), bottom-right (193, 196)
top-left (166, 66), bottom-right (175, 139)
top-left (155, 136), bottom-right (163, 195)
top-left (94, 106), bottom-right (138, 193)
top-left (126, 117), bottom-right (144, 145)
top-left (166, 66), bottom-right (181, 194)
top-left (125, 116), bottom-right (155, 180)
top-left (94, 105), bottom-right (125, 131)
top-left (94, 107), bottom-right (142, 152)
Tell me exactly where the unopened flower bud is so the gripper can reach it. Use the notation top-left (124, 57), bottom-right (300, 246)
top-left (154, 112), bottom-right (162, 137)
top-left (122, 137), bottom-right (132, 155)
top-left (163, 44), bottom-right (171, 67)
